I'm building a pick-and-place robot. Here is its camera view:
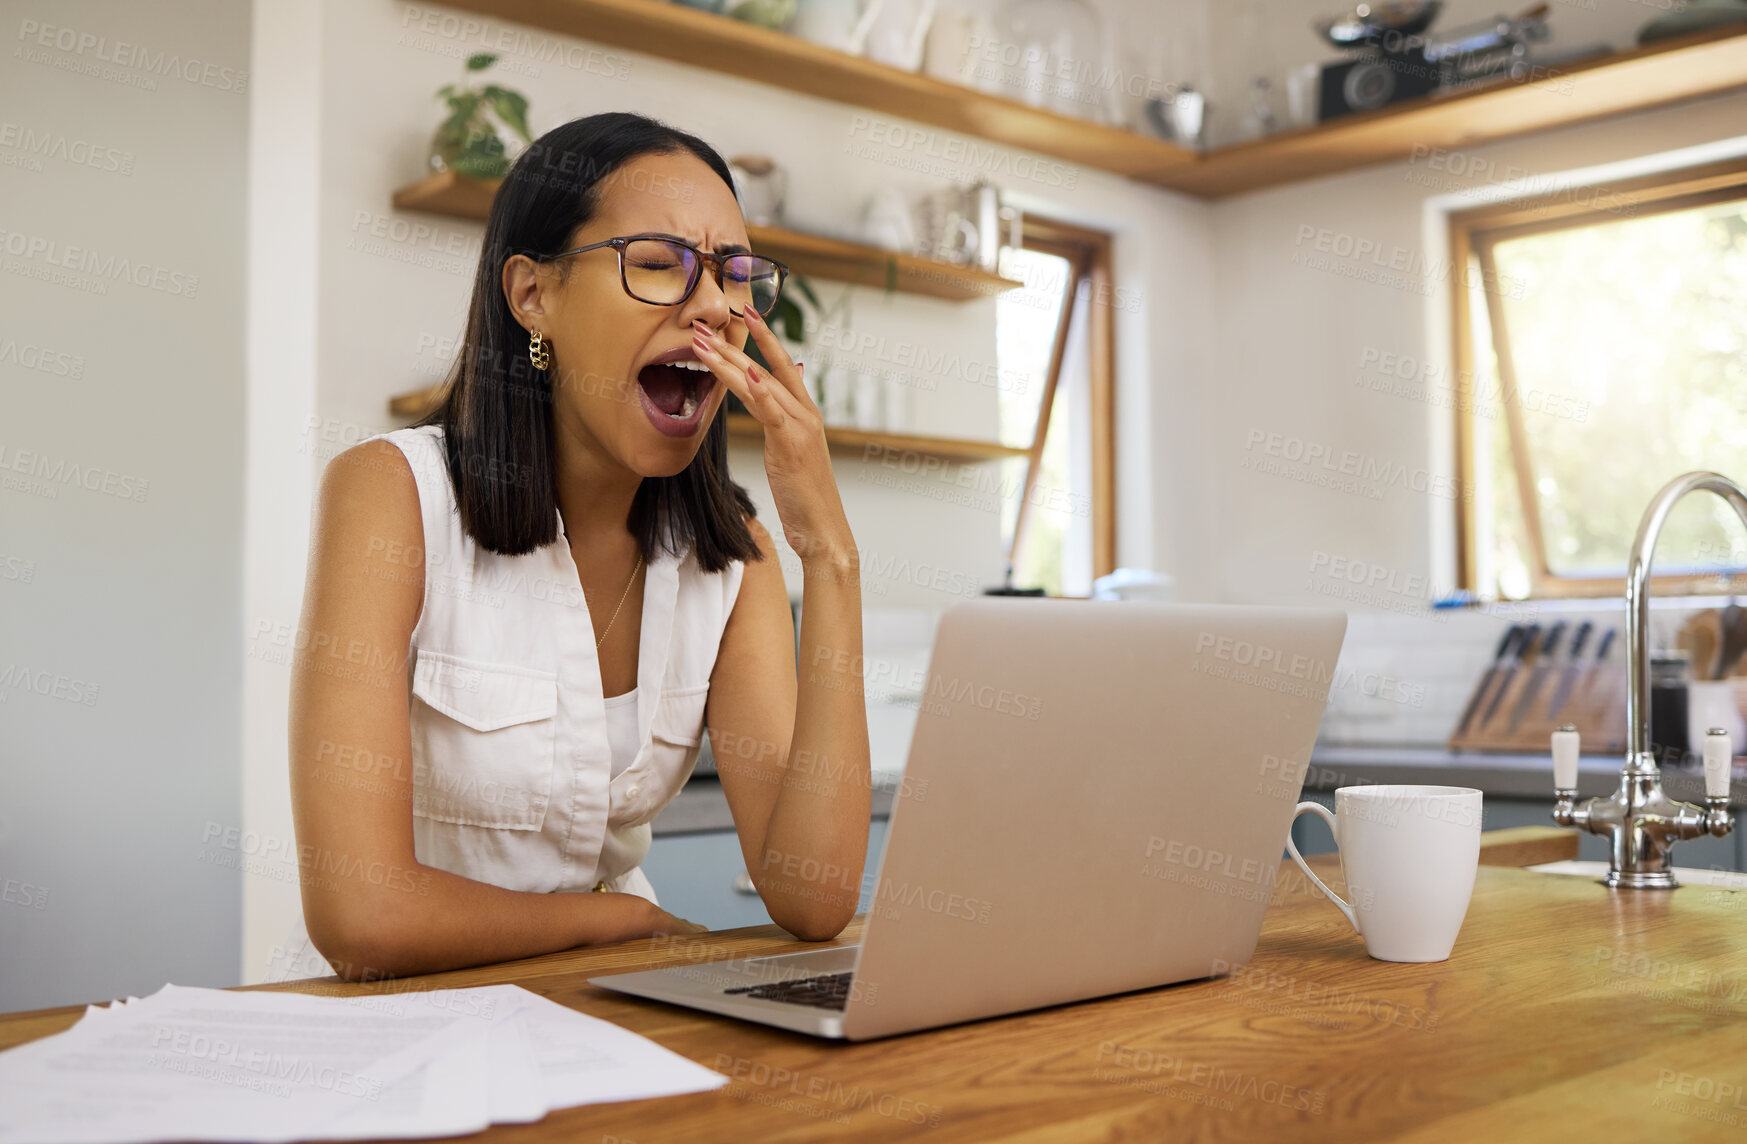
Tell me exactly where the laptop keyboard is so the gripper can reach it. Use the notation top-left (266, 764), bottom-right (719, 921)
top-left (723, 971), bottom-right (854, 1011)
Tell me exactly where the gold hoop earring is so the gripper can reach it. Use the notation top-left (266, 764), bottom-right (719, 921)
top-left (528, 329), bottom-right (551, 371)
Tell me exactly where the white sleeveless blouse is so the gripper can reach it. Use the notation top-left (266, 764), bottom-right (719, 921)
top-left (275, 424), bottom-right (744, 979)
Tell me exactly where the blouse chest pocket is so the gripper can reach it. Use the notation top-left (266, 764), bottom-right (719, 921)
top-left (652, 683), bottom-right (710, 750)
top-left (409, 650), bottom-right (558, 831)
top-left (612, 684), bottom-right (711, 828)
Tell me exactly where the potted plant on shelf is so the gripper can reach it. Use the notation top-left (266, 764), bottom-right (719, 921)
top-left (428, 53), bottom-right (534, 180)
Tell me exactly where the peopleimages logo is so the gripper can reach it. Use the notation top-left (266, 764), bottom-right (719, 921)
top-left (1144, 836), bottom-right (1277, 889)
top-left (0, 121), bottom-right (134, 175)
top-left (711, 1055), bottom-right (944, 1126)
top-left (0, 663), bottom-right (101, 706)
top-left (0, 443), bottom-right (150, 502)
top-left (1242, 429), bottom-right (1470, 504)
top-left (1194, 633), bottom-right (1328, 685)
top-left (809, 320), bottom-right (1032, 395)
top-left (1094, 1043), bottom-right (1326, 1114)
top-left (0, 332), bottom-right (84, 378)
top-left (1291, 224), bottom-right (1526, 299)
top-left (147, 1027), bottom-right (382, 1101)
top-left (1193, 631), bottom-right (1426, 708)
top-left (198, 822), bottom-right (430, 897)
top-left (16, 19), bottom-right (248, 92)
top-left (397, 6), bottom-right (631, 78)
top-left (845, 115), bottom-right (1079, 190)
top-left (0, 228), bottom-right (200, 299)
top-left (810, 647), bottom-right (1043, 720)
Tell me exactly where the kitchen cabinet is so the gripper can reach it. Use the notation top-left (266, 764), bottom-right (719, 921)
top-left (639, 817), bottom-right (891, 931)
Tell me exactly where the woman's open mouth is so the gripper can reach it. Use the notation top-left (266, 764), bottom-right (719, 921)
top-left (635, 357), bottom-right (715, 438)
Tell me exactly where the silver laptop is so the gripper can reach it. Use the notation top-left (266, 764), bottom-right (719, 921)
top-left (589, 597), bottom-right (1347, 1041)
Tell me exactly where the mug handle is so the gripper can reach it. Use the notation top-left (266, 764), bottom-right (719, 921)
top-left (1284, 802), bottom-right (1359, 933)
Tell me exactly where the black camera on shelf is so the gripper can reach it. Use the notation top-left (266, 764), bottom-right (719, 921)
top-left (1317, 35), bottom-right (1442, 120)
top-left (1310, 1), bottom-right (1557, 121)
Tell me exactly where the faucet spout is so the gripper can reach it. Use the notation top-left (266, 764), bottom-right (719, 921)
top-left (1625, 472), bottom-right (1747, 767)
top-left (1551, 470), bottom-right (1743, 888)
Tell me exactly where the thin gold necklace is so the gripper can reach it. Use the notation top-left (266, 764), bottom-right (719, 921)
top-left (595, 553), bottom-right (644, 649)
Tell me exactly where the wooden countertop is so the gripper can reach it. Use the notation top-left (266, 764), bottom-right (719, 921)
top-left (4, 858), bottom-right (1746, 1141)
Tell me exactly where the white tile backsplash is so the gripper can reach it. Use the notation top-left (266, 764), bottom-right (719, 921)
top-left (1315, 599), bottom-right (1745, 747)
top-left (771, 599), bottom-right (1739, 767)
top-left (861, 606), bottom-right (946, 778)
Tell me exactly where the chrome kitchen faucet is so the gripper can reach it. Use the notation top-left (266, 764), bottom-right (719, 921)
top-left (1550, 471), bottom-right (1743, 888)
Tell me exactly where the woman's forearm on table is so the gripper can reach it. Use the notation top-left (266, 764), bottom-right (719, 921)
top-left (306, 868), bottom-right (666, 981)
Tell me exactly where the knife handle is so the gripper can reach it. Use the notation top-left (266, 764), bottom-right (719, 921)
top-left (1492, 624), bottom-right (1522, 661)
top-left (1538, 621), bottom-right (1568, 663)
top-left (1566, 620), bottom-right (1593, 662)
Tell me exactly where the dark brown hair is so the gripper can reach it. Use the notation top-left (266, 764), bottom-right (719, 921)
top-left (415, 111), bottom-right (760, 573)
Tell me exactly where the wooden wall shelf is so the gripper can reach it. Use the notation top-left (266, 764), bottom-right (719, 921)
top-left (390, 168), bottom-right (500, 218)
top-left (748, 225), bottom-right (1019, 301)
top-left (388, 383), bottom-right (444, 419)
top-left (432, 0), bottom-right (1200, 184)
top-left (426, 0), bottom-right (1747, 197)
top-left (393, 171), bottom-right (1021, 301)
top-left (725, 412), bottom-right (1027, 463)
top-left (1168, 27), bottom-right (1747, 198)
top-left (380, 389), bottom-right (1022, 463)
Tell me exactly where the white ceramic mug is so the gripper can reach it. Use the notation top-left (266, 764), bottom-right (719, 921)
top-left (1284, 785), bottom-right (1482, 963)
top-left (920, 9), bottom-right (977, 84)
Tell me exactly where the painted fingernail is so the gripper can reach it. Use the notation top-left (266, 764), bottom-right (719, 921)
top-left (743, 306), bottom-right (762, 324)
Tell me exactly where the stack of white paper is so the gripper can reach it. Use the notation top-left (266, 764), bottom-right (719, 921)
top-left (0, 982), bottom-right (726, 1143)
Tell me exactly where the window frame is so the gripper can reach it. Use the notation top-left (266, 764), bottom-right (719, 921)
top-left (1004, 214), bottom-right (1118, 586)
top-left (1449, 155), bottom-right (1747, 599)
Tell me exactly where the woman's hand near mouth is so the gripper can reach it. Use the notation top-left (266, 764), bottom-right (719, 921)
top-left (691, 311), bottom-right (857, 574)
top-left (694, 304), bottom-right (871, 943)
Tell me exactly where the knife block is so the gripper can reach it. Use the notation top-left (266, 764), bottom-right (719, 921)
top-left (1448, 660), bottom-right (1627, 754)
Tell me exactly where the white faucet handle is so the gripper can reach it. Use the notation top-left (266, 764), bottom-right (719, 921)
top-left (1552, 724), bottom-right (1580, 791)
top-left (1704, 728), bottom-right (1732, 800)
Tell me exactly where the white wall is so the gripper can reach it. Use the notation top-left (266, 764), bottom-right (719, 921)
top-left (1195, 89), bottom-right (1747, 744)
top-left (1203, 91), bottom-right (1747, 612)
top-left (241, 0), bottom-right (324, 999)
top-left (0, 0), bottom-right (252, 1010)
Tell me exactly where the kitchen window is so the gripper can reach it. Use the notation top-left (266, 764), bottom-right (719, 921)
top-left (1451, 156), bottom-right (1747, 600)
top-left (993, 215), bottom-right (1117, 596)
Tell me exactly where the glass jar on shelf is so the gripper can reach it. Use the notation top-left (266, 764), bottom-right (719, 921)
top-left (989, 0), bottom-right (1111, 122)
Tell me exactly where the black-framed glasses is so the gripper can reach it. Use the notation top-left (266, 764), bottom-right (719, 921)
top-left (534, 234), bottom-right (789, 317)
